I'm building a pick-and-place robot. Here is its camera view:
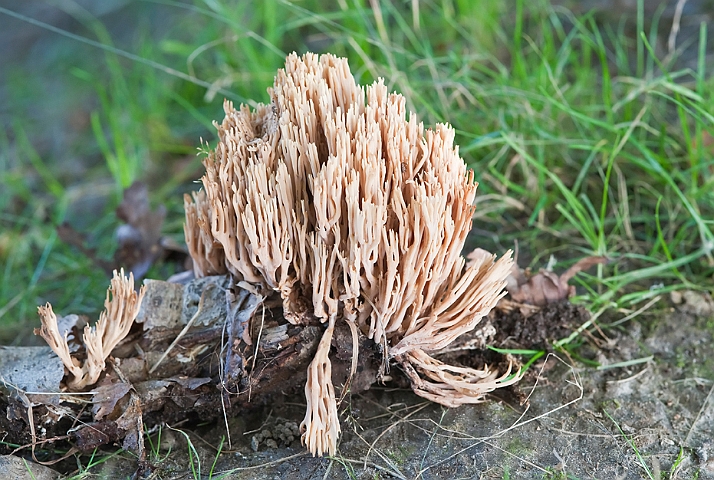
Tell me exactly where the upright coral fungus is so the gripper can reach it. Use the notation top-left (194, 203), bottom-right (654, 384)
top-left (184, 52), bottom-right (517, 456)
top-left (36, 269), bottom-right (145, 390)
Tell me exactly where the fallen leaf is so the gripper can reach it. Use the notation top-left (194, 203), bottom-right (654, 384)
top-left (165, 376), bottom-right (211, 390)
top-left (506, 256), bottom-right (608, 306)
top-left (91, 379), bottom-right (131, 420)
top-left (115, 392), bottom-right (144, 454)
top-left (58, 181), bottom-right (185, 280)
top-left (73, 420), bottom-right (124, 452)
top-left (114, 181), bottom-right (167, 280)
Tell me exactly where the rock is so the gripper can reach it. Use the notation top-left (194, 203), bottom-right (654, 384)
top-left (0, 455), bottom-right (61, 480)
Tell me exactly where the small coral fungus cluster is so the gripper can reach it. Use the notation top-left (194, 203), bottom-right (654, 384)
top-left (37, 270), bottom-right (145, 390)
top-left (184, 53), bottom-right (516, 455)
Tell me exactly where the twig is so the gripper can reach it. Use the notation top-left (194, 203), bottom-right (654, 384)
top-left (605, 295), bottom-right (661, 328)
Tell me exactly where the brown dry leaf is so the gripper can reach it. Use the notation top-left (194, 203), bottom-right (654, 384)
top-left (115, 392), bottom-right (144, 454)
top-left (58, 181), bottom-right (180, 280)
top-left (73, 421), bottom-right (125, 452)
top-left (165, 376), bottom-right (211, 390)
top-left (91, 379), bottom-right (131, 420)
top-left (506, 256), bottom-right (608, 306)
top-left (115, 181), bottom-right (167, 280)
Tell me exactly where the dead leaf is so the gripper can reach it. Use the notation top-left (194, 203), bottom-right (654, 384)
top-left (91, 380), bottom-right (131, 420)
top-left (506, 256), bottom-right (608, 306)
top-left (114, 181), bottom-right (167, 280)
top-left (115, 392), bottom-right (144, 455)
top-left (58, 181), bottom-right (185, 280)
top-left (73, 421), bottom-right (124, 452)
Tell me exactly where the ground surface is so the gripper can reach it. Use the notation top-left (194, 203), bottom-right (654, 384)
top-left (39, 300), bottom-right (707, 480)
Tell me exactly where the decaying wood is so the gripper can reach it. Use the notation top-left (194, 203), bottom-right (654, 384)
top-left (0, 275), bottom-right (381, 455)
top-left (0, 263), bottom-right (594, 457)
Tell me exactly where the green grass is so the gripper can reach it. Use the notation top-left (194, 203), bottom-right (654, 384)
top-left (2, 0), bottom-right (711, 332)
top-left (0, 0), bottom-right (712, 472)
top-left (603, 407), bottom-right (655, 479)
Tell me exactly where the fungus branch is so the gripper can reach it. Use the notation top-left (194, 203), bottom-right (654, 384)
top-left (300, 316), bottom-right (340, 456)
top-left (36, 269), bottom-right (145, 390)
top-left (397, 349), bottom-right (520, 407)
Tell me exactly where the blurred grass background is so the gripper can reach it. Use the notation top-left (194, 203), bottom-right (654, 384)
top-left (0, 0), bottom-right (712, 345)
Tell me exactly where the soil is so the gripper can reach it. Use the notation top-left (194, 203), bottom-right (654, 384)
top-left (175, 306), bottom-right (713, 479)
